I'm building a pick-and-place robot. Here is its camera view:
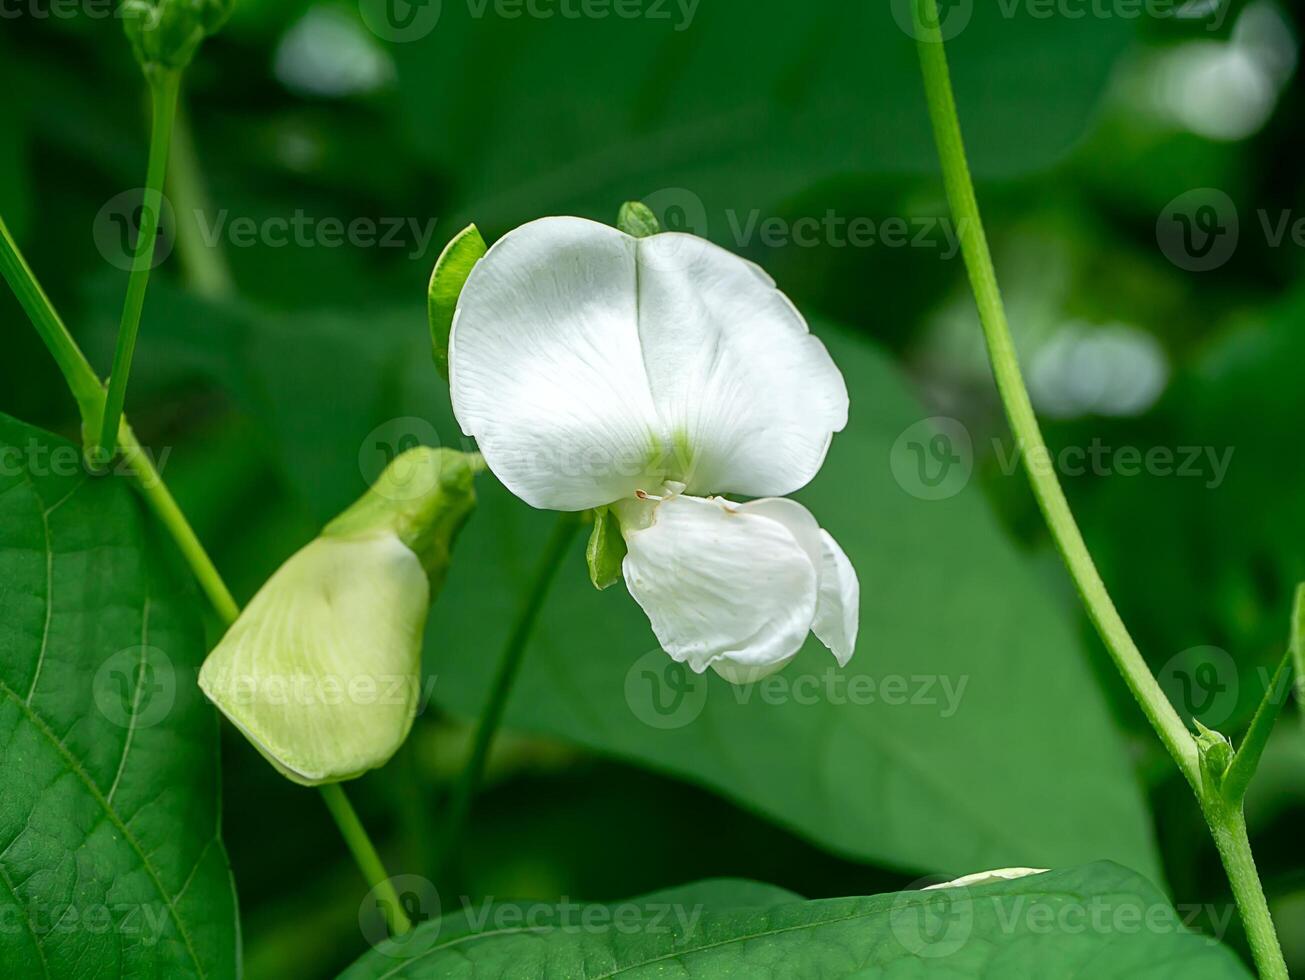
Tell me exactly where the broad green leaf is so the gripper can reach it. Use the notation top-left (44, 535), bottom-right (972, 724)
top-left (392, 3), bottom-right (1133, 227)
top-left (428, 224), bottom-right (488, 379)
top-left (339, 863), bottom-right (1248, 979)
top-left (0, 414), bottom-right (238, 977)
top-left (426, 327), bottom-right (1162, 881)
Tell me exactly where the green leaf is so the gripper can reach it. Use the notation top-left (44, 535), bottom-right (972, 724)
top-left (0, 414), bottom-right (238, 977)
top-left (427, 223), bottom-right (488, 380)
top-left (585, 507), bottom-right (627, 591)
top-left (392, 3), bottom-right (1133, 227)
top-left (428, 327), bottom-right (1162, 881)
top-left (338, 863), bottom-right (1249, 978)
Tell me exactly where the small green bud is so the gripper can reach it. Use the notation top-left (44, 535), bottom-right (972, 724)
top-left (616, 201), bottom-right (660, 238)
top-left (198, 447), bottom-right (478, 786)
top-left (121, 0), bottom-right (232, 74)
top-left (1195, 720), bottom-right (1234, 793)
top-left (585, 506), bottom-right (626, 590)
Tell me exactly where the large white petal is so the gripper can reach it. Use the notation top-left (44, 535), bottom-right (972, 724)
top-left (634, 233), bottom-right (849, 498)
top-left (811, 530), bottom-right (859, 665)
top-left (620, 494), bottom-right (818, 676)
top-left (449, 217), bottom-right (663, 511)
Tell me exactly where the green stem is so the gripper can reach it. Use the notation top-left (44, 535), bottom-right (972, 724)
top-left (1222, 650), bottom-right (1293, 805)
top-left (912, 2), bottom-right (1287, 974)
top-left (910, 0), bottom-right (1198, 787)
top-left (168, 97), bottom-right (235, 300)
top-left (1203, 797), bottom-right (1289, 979)
top-left (320, 783), bottom-right (412, 936)
top-left (438, 512), bottom-right (580, 873)
top-left (0, 214), bottom-right (104, 425)
top-left (95, 68), bottom-right (182, 465)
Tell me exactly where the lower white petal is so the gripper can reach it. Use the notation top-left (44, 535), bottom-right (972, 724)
top-left (620, 493), bottom-right (818, 675)
top-left (811, 530), bottom-right (859, 666)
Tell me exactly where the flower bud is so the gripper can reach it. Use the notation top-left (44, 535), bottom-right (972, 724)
top-left (199, 447), bottom-right (479, 785)
top-left (121, 0), bottom-right (232, 74)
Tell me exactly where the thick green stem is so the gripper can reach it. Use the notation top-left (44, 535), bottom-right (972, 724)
top-left (96, 68), bottom-right (182, 464)
top-left (911, 2), bottom-right (1287, 974)
top-left (911, 0), bottom-right (1198, 787)
top-left (438, 512), bottom-right (580, 873)
top-left (1203, 797), bottom-right (1289, 979)
top-left (320, 783), bottom-right (413, 937)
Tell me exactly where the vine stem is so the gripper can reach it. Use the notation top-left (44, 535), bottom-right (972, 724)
top-left (320, 784), bottom-right (413, 936)
top-left (168, 97), bottom-right (236, 300)
top-left (95, 68), bottom-right (182, 465)
top-left (0, 214), bottom-right (410, 938)
top-left (437, 512), bottom-right (581, 875)
top-left (911, 3), bottom-right (1286, 975)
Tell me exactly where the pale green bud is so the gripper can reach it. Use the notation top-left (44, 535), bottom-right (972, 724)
top-left (121, 0), bottom-right (232, 74)
top-left (199, 447), bottom-right (478, 785)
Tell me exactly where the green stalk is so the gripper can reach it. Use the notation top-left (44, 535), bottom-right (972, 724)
top-left (1221, 650), bottom-right (1292, 805)
top-left (95, 68), bottom-right (182, 465)
top-left (911, 2), bottom-right (1286, 975)
top-left (320, 784), bottom-right (413, 936)
top-left (437, 512), bottom-right (580, 874)
top-left (0, 214), bottom-right (104, 427)
top-left (1, 209), bottom-right (409, 938)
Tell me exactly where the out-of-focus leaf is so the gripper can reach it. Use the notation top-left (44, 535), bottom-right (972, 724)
top-left (338, 863), bottom-right (1247, 979)
top-left (391, 2), bottom-right (1134, 228)
top-left (0, 414), bottom-right (238, 977)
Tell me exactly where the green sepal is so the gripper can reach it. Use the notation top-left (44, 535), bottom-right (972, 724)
top-left (324, 447), bottom-right (483, 594)
top-left (617, 201), bottom-right (660, 238)
top-left (428, 223), bottom-right (488, 379)
top-left (121, 0), bottom-right (232, 73)
top-left (585, 506), bottom-right (627, 591)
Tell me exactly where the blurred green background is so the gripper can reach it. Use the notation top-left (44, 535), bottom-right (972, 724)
top-left (2, 0), bottom-right (1303, 975)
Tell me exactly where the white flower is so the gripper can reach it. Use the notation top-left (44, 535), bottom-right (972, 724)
top-left (449, 216), bottom-right (858, 681)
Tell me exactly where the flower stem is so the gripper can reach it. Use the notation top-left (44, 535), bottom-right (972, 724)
top-left (0, 214), bottom-right (104, 427)
top-left (437, 511), bottom-right (581, 875)
top-left (1202, 797), bottom-right (1289, 979)
top-left (910, 0), bottom-right (1198, 787)
top-left (320, 783), bottom-right (413, 936)
top-left (1, 206), bottom-right (407, 938)
top-left (1221, 648), bottom-right (1293, 806)
top-left (95, 68), bottom-right (182, 465)
top-left (911, 2), bottom-right (1287, 973)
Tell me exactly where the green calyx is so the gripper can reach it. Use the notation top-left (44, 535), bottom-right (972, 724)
top-left (324, 446), bottom-right (482, 591)
top-left (121, 0), bottom-right (232, 74)
top-left (617, 200), bottom-right (660, 238)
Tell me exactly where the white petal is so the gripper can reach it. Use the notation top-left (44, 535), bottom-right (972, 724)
top-left (620, 494), bottom-right (818, 676)
top-left (634, 233), bottom-right (849, 498)
top-left (449, 217), bottom-right (663, 510)
top-left (450, 218), bottom-right (849, 511)
top-left (198, 534), bottom-right (429, 785)
top-left (812, 530), bottom-right (859, 665)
